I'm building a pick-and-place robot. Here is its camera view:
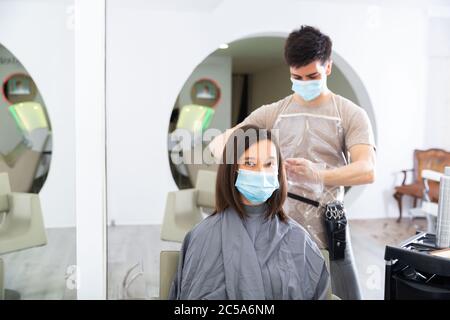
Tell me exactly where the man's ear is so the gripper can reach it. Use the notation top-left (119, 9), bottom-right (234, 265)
top-left (325, 60), bottom-right (333, 76)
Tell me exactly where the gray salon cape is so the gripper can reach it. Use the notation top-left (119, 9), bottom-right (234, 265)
top-left (168, 203), bottom-right (330, 300)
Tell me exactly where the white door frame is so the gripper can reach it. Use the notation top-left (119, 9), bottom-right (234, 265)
top-left (74, 0), bottom-right (107, 300)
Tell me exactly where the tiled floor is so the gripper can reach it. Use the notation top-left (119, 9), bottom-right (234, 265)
top-left (1, 227), bottom-right (77, 300)
top-left (1, 217), bottom-right (426, 300)
top-left (350, 217), bottom-right (426, 299)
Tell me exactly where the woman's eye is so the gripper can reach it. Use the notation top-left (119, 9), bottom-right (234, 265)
top-left (245, 161), bottom-right (255, 166)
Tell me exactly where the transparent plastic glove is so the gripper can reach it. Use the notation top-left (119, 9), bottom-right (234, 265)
top-left (284, 158), bottom-right (326, 195)
top-left (206, 128), bottom-right (235, 163)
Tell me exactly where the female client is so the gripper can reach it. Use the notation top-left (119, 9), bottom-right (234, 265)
top-left (169, 125), bottom-right (330, 300)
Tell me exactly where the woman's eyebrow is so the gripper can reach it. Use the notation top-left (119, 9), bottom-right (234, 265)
top-left (244, 156), bottom-right (256, 160)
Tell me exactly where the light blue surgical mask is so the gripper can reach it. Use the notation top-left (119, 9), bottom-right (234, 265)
top-left (235, 169), bottom-right (279, 204)
top-left (291, 76), bottom-right (326, 101)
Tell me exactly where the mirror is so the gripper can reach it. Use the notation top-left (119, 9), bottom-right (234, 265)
top-left (0, 33), bottom-right (71, 300)
top-left (0, 43), bottom-right (52, 194)
top-left (167, 36), bottom-right (372, 191)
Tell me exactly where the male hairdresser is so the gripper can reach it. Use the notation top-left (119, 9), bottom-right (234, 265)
top-left (208, 25), bottom-right (376, 299)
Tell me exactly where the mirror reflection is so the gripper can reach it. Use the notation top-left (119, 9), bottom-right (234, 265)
top-left (0, 42), bottom-right (73, 300)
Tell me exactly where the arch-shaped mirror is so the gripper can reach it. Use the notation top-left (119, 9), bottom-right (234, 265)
top-left (0, 43), bottom-right (52, 194)
top-left (167, 35), bottom-right (377, 191)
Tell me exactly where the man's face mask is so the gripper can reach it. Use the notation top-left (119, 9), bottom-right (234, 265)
top-left (290, 64), bottom-right (328, 101)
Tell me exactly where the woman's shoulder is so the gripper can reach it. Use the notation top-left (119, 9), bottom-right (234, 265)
top-left (285, 217), bottom-right (308, 236)
top-left (187, 211), bottom-right (224, 241)
top-left (284, 217), bottom-right (320, 249)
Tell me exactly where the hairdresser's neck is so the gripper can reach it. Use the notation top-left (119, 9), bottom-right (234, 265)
top-left (293, 88), bottom-right (333, 108)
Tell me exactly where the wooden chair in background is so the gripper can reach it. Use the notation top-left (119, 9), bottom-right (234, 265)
top-left (393, 148), bottom-right (450, 222)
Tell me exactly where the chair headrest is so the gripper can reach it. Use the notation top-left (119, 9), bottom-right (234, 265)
top-left (2, 140), bottom-right (27, 167)
top-left (196, 170), bottom-right (216, 208)
top-left (0, 172), bottom-right (12, 195)
top-left (0, 194), bottom-right (9, 213)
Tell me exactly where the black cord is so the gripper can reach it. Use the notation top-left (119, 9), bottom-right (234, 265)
top-left (287, 192), bottom-right (321, 208)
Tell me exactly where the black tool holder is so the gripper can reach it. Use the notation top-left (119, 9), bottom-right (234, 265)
top-left (384, 232), bottom-right (450, 300)
top-left (287, 193), bottom-right (347, 260)
top-left (323, 200), bottom-right (347, 260)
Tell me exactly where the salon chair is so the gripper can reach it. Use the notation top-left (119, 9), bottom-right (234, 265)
top-left (160, 170), bottom-right (216, 242)
top-left (159, 249), bottom-right (340, 300)
top-left (182, 146), bottom-right (218, 187)
top-left (159, 250), bottom-right (179, 300)
top-left (394, 148), bottom-right (450, 222)
top-left (0, 172), bottom-right (47, 299)
top-left (408, 169), bottom-right (443, 233)
top-left (0, 140), bottom-right (42, 193)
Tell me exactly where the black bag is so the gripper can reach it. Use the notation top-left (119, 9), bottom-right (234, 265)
top-left (287, 192), bottom-right (347, 260)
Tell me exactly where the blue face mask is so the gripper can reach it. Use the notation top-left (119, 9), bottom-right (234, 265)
top-left (291, 76), bottom-right (326, 101)
top-left (235, 169), bottom-right (279, 204)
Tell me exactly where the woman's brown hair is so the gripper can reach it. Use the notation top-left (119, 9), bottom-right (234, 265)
top-left (213, 124), bottom-right (288, 222)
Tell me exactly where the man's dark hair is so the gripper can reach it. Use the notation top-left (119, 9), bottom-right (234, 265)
top-left (284, 25), bottom-right (332, 68)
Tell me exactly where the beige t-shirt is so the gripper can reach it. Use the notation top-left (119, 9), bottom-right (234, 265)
top-left (241, 93), bottom-right (376, 152)
top-left (239, 93), bottom-right (375, 248)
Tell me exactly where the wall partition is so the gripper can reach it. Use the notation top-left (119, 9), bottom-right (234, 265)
top-left (0, 0), bottom-right (76, 299)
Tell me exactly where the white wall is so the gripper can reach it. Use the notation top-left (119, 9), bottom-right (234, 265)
top-left (105, 0), bottom-right (444, 224)
top-left (0, 0), bottom-right (75, 227)
top-left (424, 16), bottom-right (450, 151)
